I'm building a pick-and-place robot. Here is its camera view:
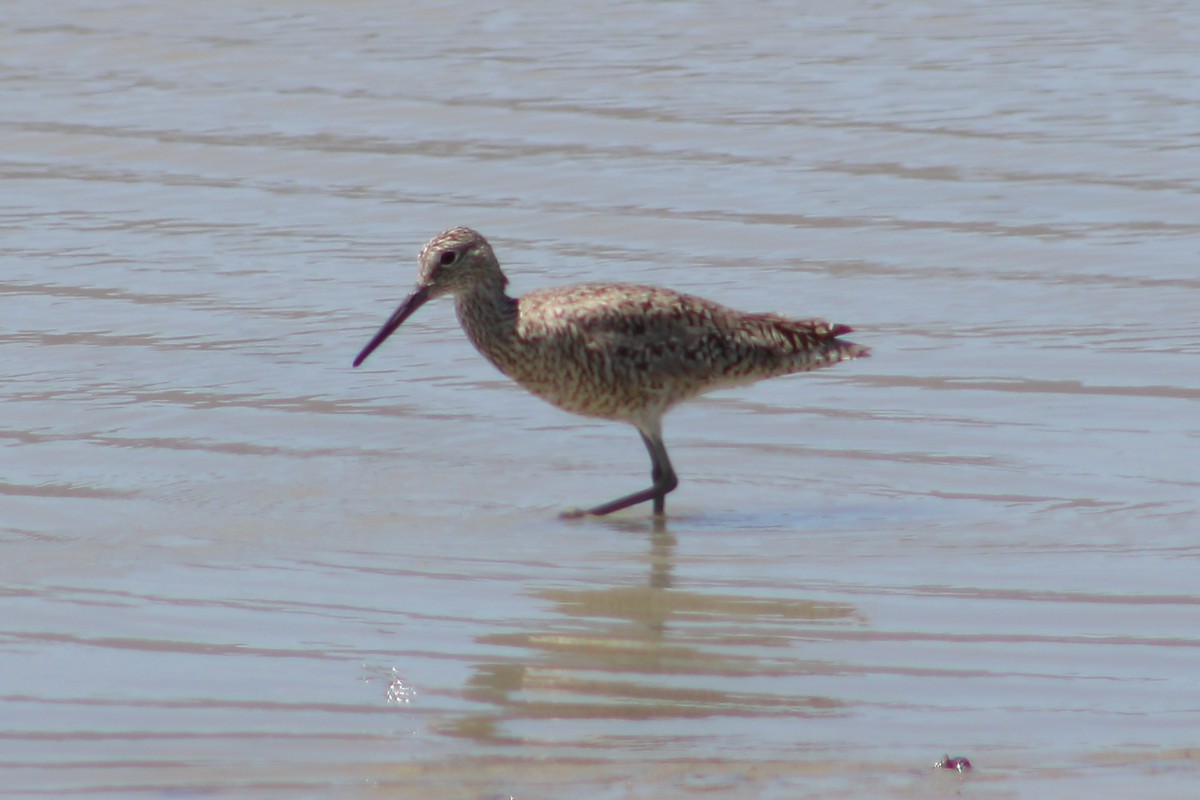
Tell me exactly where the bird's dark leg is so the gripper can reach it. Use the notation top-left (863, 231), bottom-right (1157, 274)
top-left (564, 426), bottom-right (678, 518)
top-left (643, 430), bottom-right (677, 515)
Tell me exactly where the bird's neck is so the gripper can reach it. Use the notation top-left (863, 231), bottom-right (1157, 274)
top-left (454, 282), bottom-right (519, 364)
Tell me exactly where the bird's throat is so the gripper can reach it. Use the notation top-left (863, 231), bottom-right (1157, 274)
top-left (455, 288), bottom-right (520, 366)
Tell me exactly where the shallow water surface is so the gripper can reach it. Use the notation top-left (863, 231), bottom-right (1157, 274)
top-left (3, 1), bottom-right (1199, 798)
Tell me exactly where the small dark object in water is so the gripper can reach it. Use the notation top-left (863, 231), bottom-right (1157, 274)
top-left (934, 754), bottom-right (972, 773)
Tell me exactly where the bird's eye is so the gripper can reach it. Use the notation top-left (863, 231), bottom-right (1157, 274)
top-left (439, 250), bottom-right (458, 266)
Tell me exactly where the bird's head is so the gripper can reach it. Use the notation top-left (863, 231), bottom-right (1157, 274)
top-left (352, 227), bottom-right (503, 367)
top-left (415, 226), bottom-right (505, 299)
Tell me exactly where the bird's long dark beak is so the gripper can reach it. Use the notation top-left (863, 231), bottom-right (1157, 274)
top-left (352, 285), bottom-right (432, 367)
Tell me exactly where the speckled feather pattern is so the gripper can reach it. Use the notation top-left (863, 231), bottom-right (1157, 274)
top-left (430, 229), bottom-right (869, 428)
top-left (456, 282), bottom-right (867, 427)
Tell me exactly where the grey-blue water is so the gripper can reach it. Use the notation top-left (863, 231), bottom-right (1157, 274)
top-left (3, 1), bottom-right (1198, 797)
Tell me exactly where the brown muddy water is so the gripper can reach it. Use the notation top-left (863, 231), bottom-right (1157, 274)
top-left (3, 1), bottom-right (1199, 798)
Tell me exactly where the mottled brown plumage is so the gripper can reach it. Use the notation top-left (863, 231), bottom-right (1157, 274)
top-left (353, 227), bottom-right (868, 517)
